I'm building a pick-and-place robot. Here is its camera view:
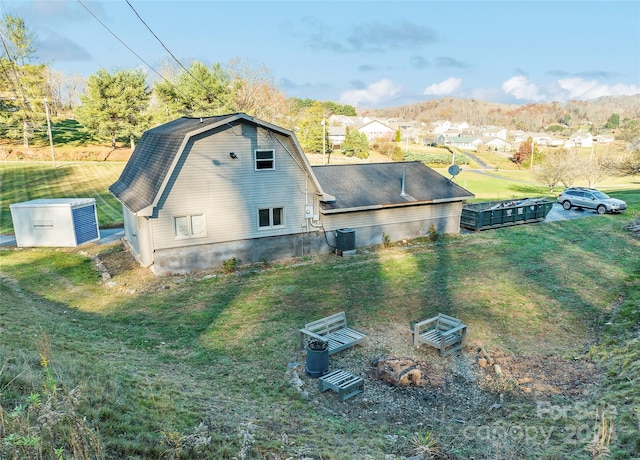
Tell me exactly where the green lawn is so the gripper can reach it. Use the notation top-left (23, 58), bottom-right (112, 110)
top-left (0, 161), bottom-right (125, 233)
top-left (1, 188), bottom-right (639, 458)
top-left (1, 159), bottom-right (639, 458)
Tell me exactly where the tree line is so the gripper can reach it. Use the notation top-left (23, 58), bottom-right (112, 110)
top-left (0, 14), bottom-right (355, 154)
top-left (1, 13), bottom-right (638, 178)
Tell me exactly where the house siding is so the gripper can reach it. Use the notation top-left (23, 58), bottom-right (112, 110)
top-left (148, 124), bottom-right (319, 253)
top-left (150, 202), bottom-right (463, 275)
top-left (322, 202), bottom-right (463, 246)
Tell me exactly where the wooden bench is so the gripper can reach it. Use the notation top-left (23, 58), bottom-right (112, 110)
top-left (318, 369), bottom-right (364, 401)
top-left (299, 311), bottom-right (366, 356)
top-left (413, 313), bottom-right (467, 356)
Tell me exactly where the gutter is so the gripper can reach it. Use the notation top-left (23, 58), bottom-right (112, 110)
top-left (319, 196), bottom-right (469, 214)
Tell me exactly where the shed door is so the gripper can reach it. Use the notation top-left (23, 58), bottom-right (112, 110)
top-left (72, 205), bottom-right (99, 244)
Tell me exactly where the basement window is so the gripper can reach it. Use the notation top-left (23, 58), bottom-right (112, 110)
top-left (258, 207), bottom-right (284, 229)
top-left (255, 149), bottom-right (275, 170)
top-left (174, 214), bottom-right (206, 238)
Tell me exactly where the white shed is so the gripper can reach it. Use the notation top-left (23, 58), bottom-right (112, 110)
top-left (9, 198), bottom-right (100, 247)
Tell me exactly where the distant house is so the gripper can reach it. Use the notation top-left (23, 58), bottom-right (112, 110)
top-left (481, 126), bottom-right (508, 140)
top-left (594, 134), bottom-right (615, 144)
top-left (482, 137), bottom-right (512, 152)
top-left (440, 136), bottom-right (483, 151)
top-left (328, 125), bottom-right (346, 150)
top-left (357, 119), bottom-right (395, 142)
top-left (565, 130), bottom-right (593, 148)
top-left (110, 114), bottom-right (474, 275)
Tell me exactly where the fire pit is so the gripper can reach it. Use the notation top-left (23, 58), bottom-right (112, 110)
top-left (370, 357), bottom-right (444, 387)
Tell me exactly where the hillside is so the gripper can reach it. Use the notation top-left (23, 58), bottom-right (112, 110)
top-left (362, 94), bottom-right (640, 132)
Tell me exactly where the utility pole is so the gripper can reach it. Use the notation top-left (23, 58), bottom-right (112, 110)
top-left (44, 98), bottom-right (56, 168)
top-left (321, 117), bottom-right (326, 165)
top-left (529, 140), bottom-right (534, 169)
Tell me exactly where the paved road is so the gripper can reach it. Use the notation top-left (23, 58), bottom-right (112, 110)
top-left (0, 228), bottom-right (124, 247)
top-left (544, 202), bottom-right (601, 222)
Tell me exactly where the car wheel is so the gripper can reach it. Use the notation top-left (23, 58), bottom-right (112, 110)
top-left (562, 200), bottom-right (572, 210)
top-left (597, 205), bottom-right (607, 215)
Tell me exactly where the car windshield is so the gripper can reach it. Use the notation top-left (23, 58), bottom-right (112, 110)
top-left (592, 191), bottom-right (610, 199)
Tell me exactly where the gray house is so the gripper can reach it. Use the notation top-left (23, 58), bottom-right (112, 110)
top-left (110, 114), bottom-right (473, 275)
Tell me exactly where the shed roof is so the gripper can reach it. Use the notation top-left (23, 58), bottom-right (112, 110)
top-left (312, 161), bottom-right (473, 212)
top-left (9, 198), bottom-right (96, 208)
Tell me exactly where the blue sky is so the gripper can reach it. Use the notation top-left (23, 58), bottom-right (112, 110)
top-left (2, 0), bottom-right (639, 108)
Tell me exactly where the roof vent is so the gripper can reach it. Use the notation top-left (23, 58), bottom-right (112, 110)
top-left (400, 165), bottom-right (408, 197)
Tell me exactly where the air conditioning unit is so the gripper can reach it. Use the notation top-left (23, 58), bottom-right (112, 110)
top-left (336, 228), bottom-right (356, 254)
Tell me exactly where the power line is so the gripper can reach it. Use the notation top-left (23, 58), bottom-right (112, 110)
top-left (0, 30), bottom-right (38, 123)
top-left (76, 0), bottom-right (234, 116)
top-left (75, 0), bottom-right (167, 84)
top-left (124, 0), bottom-right (235, 112)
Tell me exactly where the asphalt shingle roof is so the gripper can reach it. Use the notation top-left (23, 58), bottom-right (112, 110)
top-left (109, 115), bottom-right (237, 213)
top-left (312, 161), bottom-right (473, 211)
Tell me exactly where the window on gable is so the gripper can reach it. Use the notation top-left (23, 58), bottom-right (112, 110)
top-left (174, 214), bottom-right (206, 238)
top-left (255, 149), bottom-right (275, 170)
top-left (258, 207), bottom-right (284, 229)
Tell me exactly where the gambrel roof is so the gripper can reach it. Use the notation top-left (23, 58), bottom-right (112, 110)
top-left (110, 114), bottom-right (474, 219)
top-left (312, 162), bottom-right (473, 213)
top-left (109, 113), bottom-right (330, 215)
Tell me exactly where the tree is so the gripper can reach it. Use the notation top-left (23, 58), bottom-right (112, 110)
top-left (0, 60), bottom-right (47, 146)
top-left (297, 101), bottom-right (326, 154)
top-left (610, 111), bottom-right (640, 176)
top-left (373, 138), bottom-right (402, 161)
top-left (154, 61), bottom-right (233, 119)
top-left (321, 100), bottom-right (356, 116)
top-left (0, 14), bottom-right (44, 146)
top-left (0, 13), bottom-right (36, 65)
top-left (342, 128), bottom-right (369, 159)
top-left (228, 58), bottom-right (288, 125)
top-left (76, 68), bottom-right (151, 149)
top-left (512, 139), bottom-right (532, 167)
top-left (583, 154), bottom-right (610, 188)
top-left (533, 150), bottom-right (570, 192)
top-left (604, 113), bottom-right (620, 129)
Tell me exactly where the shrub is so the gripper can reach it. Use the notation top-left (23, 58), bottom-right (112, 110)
top-left (222, 257), bottom-right (238, 273)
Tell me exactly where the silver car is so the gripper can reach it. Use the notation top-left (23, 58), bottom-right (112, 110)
top-left (557, 187), bottom-right (627, 214)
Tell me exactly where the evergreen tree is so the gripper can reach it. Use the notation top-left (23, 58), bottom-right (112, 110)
top-left (342, 129), bottom-right (369, 159)
top-left (297, 101), bottom-right (326, 154)
top-left (154, 61), bottom-right (233, 119)
top-left (0, 13), bottom-right (37, 65)
top-left (0, 13), bottom-right (44, 146)
top-left (76, 68), bottom-right (151, 149)
top-left (604, 113), bottom-right (620, 129)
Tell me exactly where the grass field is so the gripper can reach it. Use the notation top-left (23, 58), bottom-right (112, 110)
top-left (0, 161), bottom-right (125, 234)
top-left (1, 141), bottom-right (633, 234)
top-left (0, 157), bottom-right (639, 458)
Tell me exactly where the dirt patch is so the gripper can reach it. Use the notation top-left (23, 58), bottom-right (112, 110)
top-left (296, 325), bottom-right (602, 450)
top-left (0, 142), bottom-right (132, 162)
top-left (478, 350), bottom-right (599, 398)
top-left (98, 245), bottom-right (140, 276)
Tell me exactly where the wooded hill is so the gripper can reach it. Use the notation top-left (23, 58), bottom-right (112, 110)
top-left (362, 94), bottom-right (640, 133)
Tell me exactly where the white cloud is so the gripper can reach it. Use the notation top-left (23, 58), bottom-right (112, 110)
top-left (501, 75), bottom-right (640, 103)
top-left (501, 76), bottom-right (546, 101)
top-left (339, 79), bottom-right (402, 107)
top-left (423, 77), bottom-right (462, 96)
top-left (558, 78), bottom-right (640, 100)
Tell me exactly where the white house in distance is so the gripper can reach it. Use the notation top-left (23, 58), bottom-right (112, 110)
top-left (109, 114), bottom-right (474, 275)
top-left (565, 130), bottom-right (593, 148)
top-left (356, 119), bottom-right (396, 142)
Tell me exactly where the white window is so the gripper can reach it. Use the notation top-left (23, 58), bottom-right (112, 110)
top-left (173, 214), bottom-right (206, 238)
top-left (255, 149), bottom-right (275, 170)
top-left (258, 207), bottom-right (284, 229)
